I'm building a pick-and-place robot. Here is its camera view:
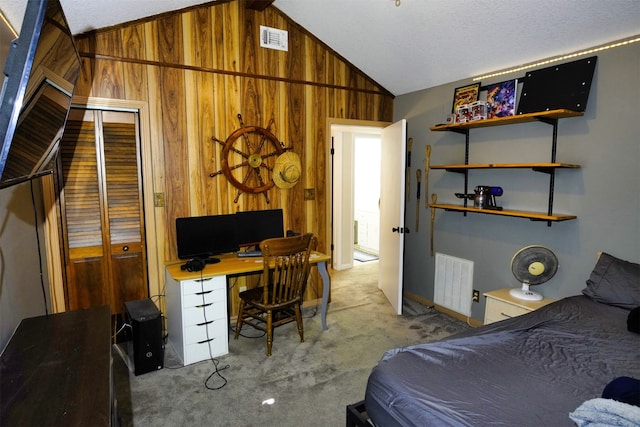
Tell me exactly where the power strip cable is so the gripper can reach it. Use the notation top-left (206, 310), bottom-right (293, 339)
top-left (197, 269), bottom-right (230, 390)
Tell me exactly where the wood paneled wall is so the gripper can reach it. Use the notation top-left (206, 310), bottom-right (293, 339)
top-left (73, 1), bottom-right (394, 305)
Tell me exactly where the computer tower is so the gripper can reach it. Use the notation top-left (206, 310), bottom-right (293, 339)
top-left (124, 299), bottom-right (164, 375)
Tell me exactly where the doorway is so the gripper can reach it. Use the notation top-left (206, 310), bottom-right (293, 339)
top-left (327, 118), bottom-right (407, 315)
top-left (330, 123), bottom-right (384, 271)
top-left (57, 107), bottom-right (148, 315)
top-left (353, 134), bottom-right (381, 260)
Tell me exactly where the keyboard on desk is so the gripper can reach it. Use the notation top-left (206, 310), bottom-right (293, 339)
top-left (237, 250), bottom-right (262, 258)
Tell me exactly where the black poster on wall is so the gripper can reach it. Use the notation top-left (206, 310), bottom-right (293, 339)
top-left (517, 56), bottom-right (597, 114)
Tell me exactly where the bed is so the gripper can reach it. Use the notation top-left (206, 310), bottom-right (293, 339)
top-left (358, 252), bottom-right (640, 427)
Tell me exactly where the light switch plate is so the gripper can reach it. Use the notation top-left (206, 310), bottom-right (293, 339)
top-left (154, 192), bottom-right (165, 207)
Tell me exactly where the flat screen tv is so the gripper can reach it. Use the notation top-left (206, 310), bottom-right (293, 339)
top-left (235, 209), bottom-right (285, 248)
top-left (0, 0), bottom-right (81, 189)
top-left (175, 214), bottom-right (240, 260)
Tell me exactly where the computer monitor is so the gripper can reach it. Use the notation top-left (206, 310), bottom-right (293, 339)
top-left (175, 214), bottom-right (239, 260)
top-left (235, 209), bottom-right (285, 248)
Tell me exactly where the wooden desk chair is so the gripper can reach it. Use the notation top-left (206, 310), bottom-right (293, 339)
top-left (234, 233), bottom-right (316, 356)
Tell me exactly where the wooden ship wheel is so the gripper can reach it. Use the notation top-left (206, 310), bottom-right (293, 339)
top-left (210, 114), bottom-right (286, 203)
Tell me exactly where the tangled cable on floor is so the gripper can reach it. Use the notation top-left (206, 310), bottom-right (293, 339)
top-left (204, 358), bottom-right (230, 390)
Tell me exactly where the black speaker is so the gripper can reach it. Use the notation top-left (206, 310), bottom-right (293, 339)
top-left (124, 299), bottom-right (164, 376)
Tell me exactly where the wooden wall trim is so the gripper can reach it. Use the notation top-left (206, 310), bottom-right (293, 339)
top-left (246, 0), bottom-right (275, 11)
top-left (78, 52), bottom-right (392, 97)
top-left (42, 174), bottom-right (66, 313)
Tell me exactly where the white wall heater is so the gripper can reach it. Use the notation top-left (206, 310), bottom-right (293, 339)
top-left (434, 253), bottom-right (474, 317)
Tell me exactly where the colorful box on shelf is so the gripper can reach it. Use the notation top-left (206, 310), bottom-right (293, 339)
top-left (456, 104), bottom-right (471, 123)
top-left (444, 113), bottom-right (457, 125)
top-left (470, 101), bottom-right (488, 121)
top-left (455, 101), bottom-right (487, 123)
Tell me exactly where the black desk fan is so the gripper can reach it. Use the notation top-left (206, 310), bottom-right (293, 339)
top-left (510, 245), bottom-right (558, 301)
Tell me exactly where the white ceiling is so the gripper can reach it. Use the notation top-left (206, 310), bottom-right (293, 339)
top-left (3, 0), bottom-right (640, 95)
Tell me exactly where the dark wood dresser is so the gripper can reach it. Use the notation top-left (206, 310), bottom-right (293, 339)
top-left (1, 306), bottom-right (114, 426)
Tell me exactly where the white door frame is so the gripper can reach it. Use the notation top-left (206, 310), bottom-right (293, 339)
top-left (325, 118), bottom-right (390, 270)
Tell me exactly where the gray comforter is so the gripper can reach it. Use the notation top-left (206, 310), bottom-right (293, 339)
top-left (365, 296), bottom-right (640, 426)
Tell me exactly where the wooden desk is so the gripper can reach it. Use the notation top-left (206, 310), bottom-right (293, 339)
top-left (166, 251), bottom-right (332, 330)
top-left (165, 251), bottom-right (331, 365)
top-left (1, 306), bottom-right (113, 426)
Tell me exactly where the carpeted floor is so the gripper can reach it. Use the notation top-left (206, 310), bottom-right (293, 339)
top-left (114, 260), bottom-right (471, 426)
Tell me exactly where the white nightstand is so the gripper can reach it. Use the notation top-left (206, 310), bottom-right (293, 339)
top-left (484, 288), bottom-right (554, 325)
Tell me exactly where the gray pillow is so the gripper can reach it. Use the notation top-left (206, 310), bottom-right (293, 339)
top-left (582, 252), bottom-right (640, 310)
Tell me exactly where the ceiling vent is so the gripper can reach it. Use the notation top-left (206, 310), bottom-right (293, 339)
top-left (260, 25), bottom-right (288, 51)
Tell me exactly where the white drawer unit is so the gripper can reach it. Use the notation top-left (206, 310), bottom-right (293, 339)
top-left (484, 288), bottom-right (554, 325)
top-left (166, 271), bottom-right (229, 365)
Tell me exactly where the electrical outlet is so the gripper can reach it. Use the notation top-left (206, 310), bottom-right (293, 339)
top-left (472, 289), bottom-right (480, 302)
top-left (304, 188), bottom-right (315, 200)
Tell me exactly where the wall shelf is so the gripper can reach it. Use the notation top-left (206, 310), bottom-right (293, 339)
top-left (430, 109), bottom-right (584, 132)
top-left (431, 163), bottom-right (580, 173)
top-left (430, 203), bottom-right (577, 222)
top-left (428, 109), bottom-right (582, 226)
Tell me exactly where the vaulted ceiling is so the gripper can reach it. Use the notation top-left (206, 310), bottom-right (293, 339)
top-left (3, 0), bottom-right (640, 95)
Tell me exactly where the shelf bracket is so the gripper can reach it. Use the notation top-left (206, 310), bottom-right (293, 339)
top-left (444, 208), bottom-right (468, 214)
top-left (529, 218), bottom-right (554, 227)
top-left (535, 117), bottom-right (558, 126)
top-left (535, 116), bottom-right (559, 223)
top-left (532, 167), bottom-right (554, 174)
top-left (448, 128), bottom-right (470, 136)
top-left (462, 129), bottom-right (469, 215)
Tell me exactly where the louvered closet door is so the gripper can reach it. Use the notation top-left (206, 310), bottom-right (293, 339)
top-left (59, 108), bottom-right (148, 314)
top-left (102, 111), bottom-right (148, 312)
top-left (60, 110), bottom-right (108, 309)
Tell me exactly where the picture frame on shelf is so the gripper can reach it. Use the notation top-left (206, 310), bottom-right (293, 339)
top-left (486, 79), bottom-right (517, 118)
top-left (451, 82), bottom-right (480, 113)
